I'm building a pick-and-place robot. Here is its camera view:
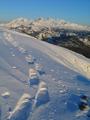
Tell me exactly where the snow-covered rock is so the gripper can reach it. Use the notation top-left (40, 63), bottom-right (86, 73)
top-left (8, 93), bottom-right (32, 120)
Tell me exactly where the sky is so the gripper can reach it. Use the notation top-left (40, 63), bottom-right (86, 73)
top-left (0, 0), bottom-right (90, 25)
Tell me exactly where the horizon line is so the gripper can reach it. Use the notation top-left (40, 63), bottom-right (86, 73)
top-left (0, 17), bottom-right (90, 27)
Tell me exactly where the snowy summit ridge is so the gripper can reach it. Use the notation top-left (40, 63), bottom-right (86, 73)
top-left (5, 17), bottom-right (31, 28)
top-left (4, 17), bottom-right (90, 31)
top-left (0, 23), bottom-right (90, 120)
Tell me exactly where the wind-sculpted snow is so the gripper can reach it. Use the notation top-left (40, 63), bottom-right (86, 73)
top-left (34, 81), bottom-right (49, 107)
top-left (8, 94), bottom-right (32, 120)
top-left (0, 28), bottom-right (90, 120)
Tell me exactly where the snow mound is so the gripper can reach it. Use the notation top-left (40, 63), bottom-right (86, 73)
top-left (8, 93), bottom-right (32, 120)
top-left (34, 82), bottom-right (49, 107)
top-left (28, 68), bottom-right (39, 85)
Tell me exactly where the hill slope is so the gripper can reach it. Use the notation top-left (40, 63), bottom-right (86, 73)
top-left (0, 28), bottom-right (90, 120)
top-left (3, 18), bottom-right (90, 58)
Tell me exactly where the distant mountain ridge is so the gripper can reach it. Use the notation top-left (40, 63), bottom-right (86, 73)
top-left (1, 17), bottom-right (90, 58)
top-left (3, 17), bottom-right (90, 31)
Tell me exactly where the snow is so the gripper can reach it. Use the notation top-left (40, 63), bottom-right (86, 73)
top-left (1, 92), bottom-right (10, 99)
top-left (34, 82), bottom-right (49, 107)
top-left (8, 28), bottom-right (90, 78)
top-left (8, 93), bottom-right (32, 120)
top-left (34, 87), bottom-right (49, 107)
top-left (38, 81), bottom-right (47, 89)
top-left (12, 66), bottom-right (17, 69)
top-left (25, 55), bottom-right (34, 64)
top-left (18, 47), bottom-right (27, 54)
top-left (34, 39), bottom-right (90, 78)
top-left (4, 17), bottom-right (90, 31)
top-left (30, 18), bottom-right (90, 31)
top-left (35, 63), bottom-right (44, 74)
top-left (0, 27), bottom-right (90, 120)
top-left (28, 68), bottom-right (39, 86)
top-left (5, 18), bottom-right (31, 28)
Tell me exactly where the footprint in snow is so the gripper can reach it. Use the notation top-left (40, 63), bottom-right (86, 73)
top-left (28, 68), bottom-right (39, 86)
top-left (7, 93), bottom-right (32, 120)
top-left (25, 54), bottom-right (34, 64)
top-left (34, 81), bottom-right (50, 107)
top-left (76, 95), bottom-right (90, 117)
top-left (18, 47), bottom-right (27, 54)
top-left (35, 63), bottom-right (45, 75)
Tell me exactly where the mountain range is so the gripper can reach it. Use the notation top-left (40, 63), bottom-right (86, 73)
top-left (2, 17), bottom-right (90, 58)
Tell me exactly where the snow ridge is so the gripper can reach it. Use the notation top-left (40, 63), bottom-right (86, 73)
top-left (4, 17), bottom-right (90, 31)
top-left (0, 28), bottom-right (90, 120)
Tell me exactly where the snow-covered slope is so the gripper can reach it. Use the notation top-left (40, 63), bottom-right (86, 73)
top-left (0, 28), bottom-right (90, 120)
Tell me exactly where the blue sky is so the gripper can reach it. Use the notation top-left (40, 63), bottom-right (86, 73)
top-left (0, 0), bottom-right (90, 25)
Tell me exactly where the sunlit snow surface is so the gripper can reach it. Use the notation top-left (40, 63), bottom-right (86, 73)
top-left (0, 28), bottom-right (90, 120)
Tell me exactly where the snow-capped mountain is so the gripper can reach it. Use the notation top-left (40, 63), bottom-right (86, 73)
top-left (5, 18), bottom-right (31, 28)
top-left (3, 17), bottom-right (90, 59)
top-left (4, 17), bottom-right (90, 31)
top-left (0, 27), bottom-right (90, 120)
